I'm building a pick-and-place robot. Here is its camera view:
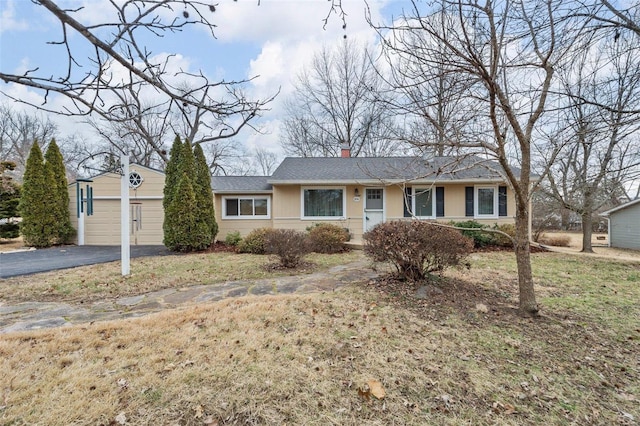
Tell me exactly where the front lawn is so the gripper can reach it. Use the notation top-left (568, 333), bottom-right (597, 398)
top-left (0, 251), bottom-right (638, 425)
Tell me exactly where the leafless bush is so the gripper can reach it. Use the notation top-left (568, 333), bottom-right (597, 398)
top-left (265, 229), bottom-right (311, 268)
top-left (364, 220), bottom-right (473, 281)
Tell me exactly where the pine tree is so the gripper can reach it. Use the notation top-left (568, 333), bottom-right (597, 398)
top-left (164, 173), bottom-right (210, 251)
top-left (19, 142), bottom-right (57, 247)
top-left (44, 139), bottom-right (75, 244)
top-left (193, 143), bottom-right (218, 243)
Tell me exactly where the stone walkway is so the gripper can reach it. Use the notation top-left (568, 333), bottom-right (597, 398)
top-left (0, 260), bottom-right (379, 334)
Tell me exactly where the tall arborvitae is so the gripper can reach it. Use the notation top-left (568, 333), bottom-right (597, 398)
top-left (164, 173), bottom-right (210, 251)
top-left (44, 139), bottom-right (75, 243)
top-left (193, 143), bottom-right (218, 243)
top-left (163, 135), bottom-right (183, 211)
top-left (163, 137), bottom-right (209, 251)
top-left (179, 138), bottom-right (195, 177)
top-left (163, 136), bottom-right (182, 246)
top-left (19, 142), bottom-right (57, 247)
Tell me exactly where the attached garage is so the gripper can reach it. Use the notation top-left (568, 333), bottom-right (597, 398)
top-left (68, 165), bottom-right (165, 245)
top-left (601, 198), bottom-right (640, 251)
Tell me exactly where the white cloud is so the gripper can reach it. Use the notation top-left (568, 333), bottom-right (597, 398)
top-left (0, 0), bottom-right (29, 32)
top-left (241, 1), bottom-right (390, 157)
top-left (1, 0), bottom-right (394, 167)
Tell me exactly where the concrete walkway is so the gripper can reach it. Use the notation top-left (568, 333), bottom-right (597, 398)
top-left (0, 260), bottom-right (379, 334)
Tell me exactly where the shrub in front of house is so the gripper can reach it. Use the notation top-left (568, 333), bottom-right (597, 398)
top-left (264, 229), bottom-right (311, 268)
top-left (492, 223), bottom-right (516, 247)
top-left (224, 231), bottom-right (242, 247)
top-left (449, 220), bottom-right (497, 247)
top-left (237, 227), bottom-right (274, 254)
top-left (307, 223), bottom-right (349, 253)
top-left (364, 220), bottom-right (474, 281)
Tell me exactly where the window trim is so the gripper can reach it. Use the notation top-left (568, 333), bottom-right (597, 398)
top-left (412, 187), bottom-right (436, 219)
top-left (474, 185), bottom-right (499, 219)
top-left (301, 186), bottom-right (346, 220)
top-left (222, 196), bottom-right (271, 220)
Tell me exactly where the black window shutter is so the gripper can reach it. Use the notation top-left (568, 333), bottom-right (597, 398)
top-left (436, 187), bottom-right (445, 217)
top-left (498, 186), bottom-right (507, 216)
top-left (465, 187), bottom-right (474, 217)
top-left (403, 187), bottom-right (412, 217)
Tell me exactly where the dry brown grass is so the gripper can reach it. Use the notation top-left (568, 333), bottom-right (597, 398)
top-left (1, 252), bottom-right (638, 425)
top-left (537, 234), bottom-right (571, 247)
top-left (0, 250), bottom-right (362, 304)
top-left (0, 236), bottom-right (24, 252)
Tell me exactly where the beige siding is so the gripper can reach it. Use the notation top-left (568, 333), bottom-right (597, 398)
top-left (270, 183), bottom-right (517, 244)
top-left (68, 166), bottom-right (165, 245)
top-left (215, 184), bottom-right (515, 246)
top-left (272, 185), bottom-right (300, 218)
top-left (87, 166), bottom-right (165, 198)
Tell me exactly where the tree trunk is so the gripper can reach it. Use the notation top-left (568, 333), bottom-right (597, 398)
top-left (581, 211), bottom-right (594, 253)
top-left (515, 202), bottom-right (539, 316)
top-left (561, 208), bottom-right (571, 230)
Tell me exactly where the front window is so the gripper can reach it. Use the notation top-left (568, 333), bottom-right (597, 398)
top-left (302, 188), bottom-right (345, 219)
top-left (223, 197), bottom-right (270, 219)
top-left (414, 188), bottom-right (434, 218)
top-left (476, 187), bottom-right (497, 217)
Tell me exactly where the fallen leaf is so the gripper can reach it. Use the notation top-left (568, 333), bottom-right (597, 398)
top-left (194, 404), bottom-right (204, 419)
top-left (357, 387), bottom-right (370, 401)
top-left (475, 303), bottom-right (488, 313)
top-left (114, 412), bottom-right (127, 425)
top-left (368, 379), bottom-right (386, 399)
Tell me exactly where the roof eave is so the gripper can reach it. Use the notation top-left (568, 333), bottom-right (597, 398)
top-left (268, 177), bottom-right (511, 185)
top-left (600, 198), bottom-right (640, 216)
top-left (212, 190), bottom-right (273, 194)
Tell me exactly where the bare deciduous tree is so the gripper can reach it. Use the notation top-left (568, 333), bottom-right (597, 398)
top-left (375, 0), bottom-right (583, 316)
top-left (0, 105), bottom-right (58, 177)
top-left (0, 0), bottom-right (272, 155)
top-left (376, 9), bottom-right (477, 157)
top-left (545, 31), bottom-right (640, 252)
top-left (281, 39), bottom-right (401, 157)
top-left (252, 147), bottom-right (279, 175)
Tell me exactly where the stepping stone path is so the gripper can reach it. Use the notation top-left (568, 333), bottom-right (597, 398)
top-left (0, 260), bottom-right (379, 334)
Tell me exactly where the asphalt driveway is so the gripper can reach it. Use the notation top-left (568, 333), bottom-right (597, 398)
top-left (0, 245), bottom-right (171, 279)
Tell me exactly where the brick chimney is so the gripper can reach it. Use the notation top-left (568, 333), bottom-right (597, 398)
top-left (340, 142), bottom-right (351, 158)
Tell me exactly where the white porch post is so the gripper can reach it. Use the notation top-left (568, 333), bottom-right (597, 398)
top-left (77, 182), bottom-right (85, 246)
top-left (121, 153), bottom-right (130, 276)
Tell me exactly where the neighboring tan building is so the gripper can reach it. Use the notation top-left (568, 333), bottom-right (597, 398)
top-left (69, 155), bottom-right (521, 246)
top-left (68, 164), bottom-right (165, 245)
top-left (601, 199), bottom-right (640, 250)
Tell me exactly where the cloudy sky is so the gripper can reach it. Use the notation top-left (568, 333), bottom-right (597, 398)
top-left (0, 0), bottom-right (406, 161)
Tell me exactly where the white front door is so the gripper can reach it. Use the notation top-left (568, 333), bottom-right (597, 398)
top-left (364, 188), bottom-right (385, 232)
